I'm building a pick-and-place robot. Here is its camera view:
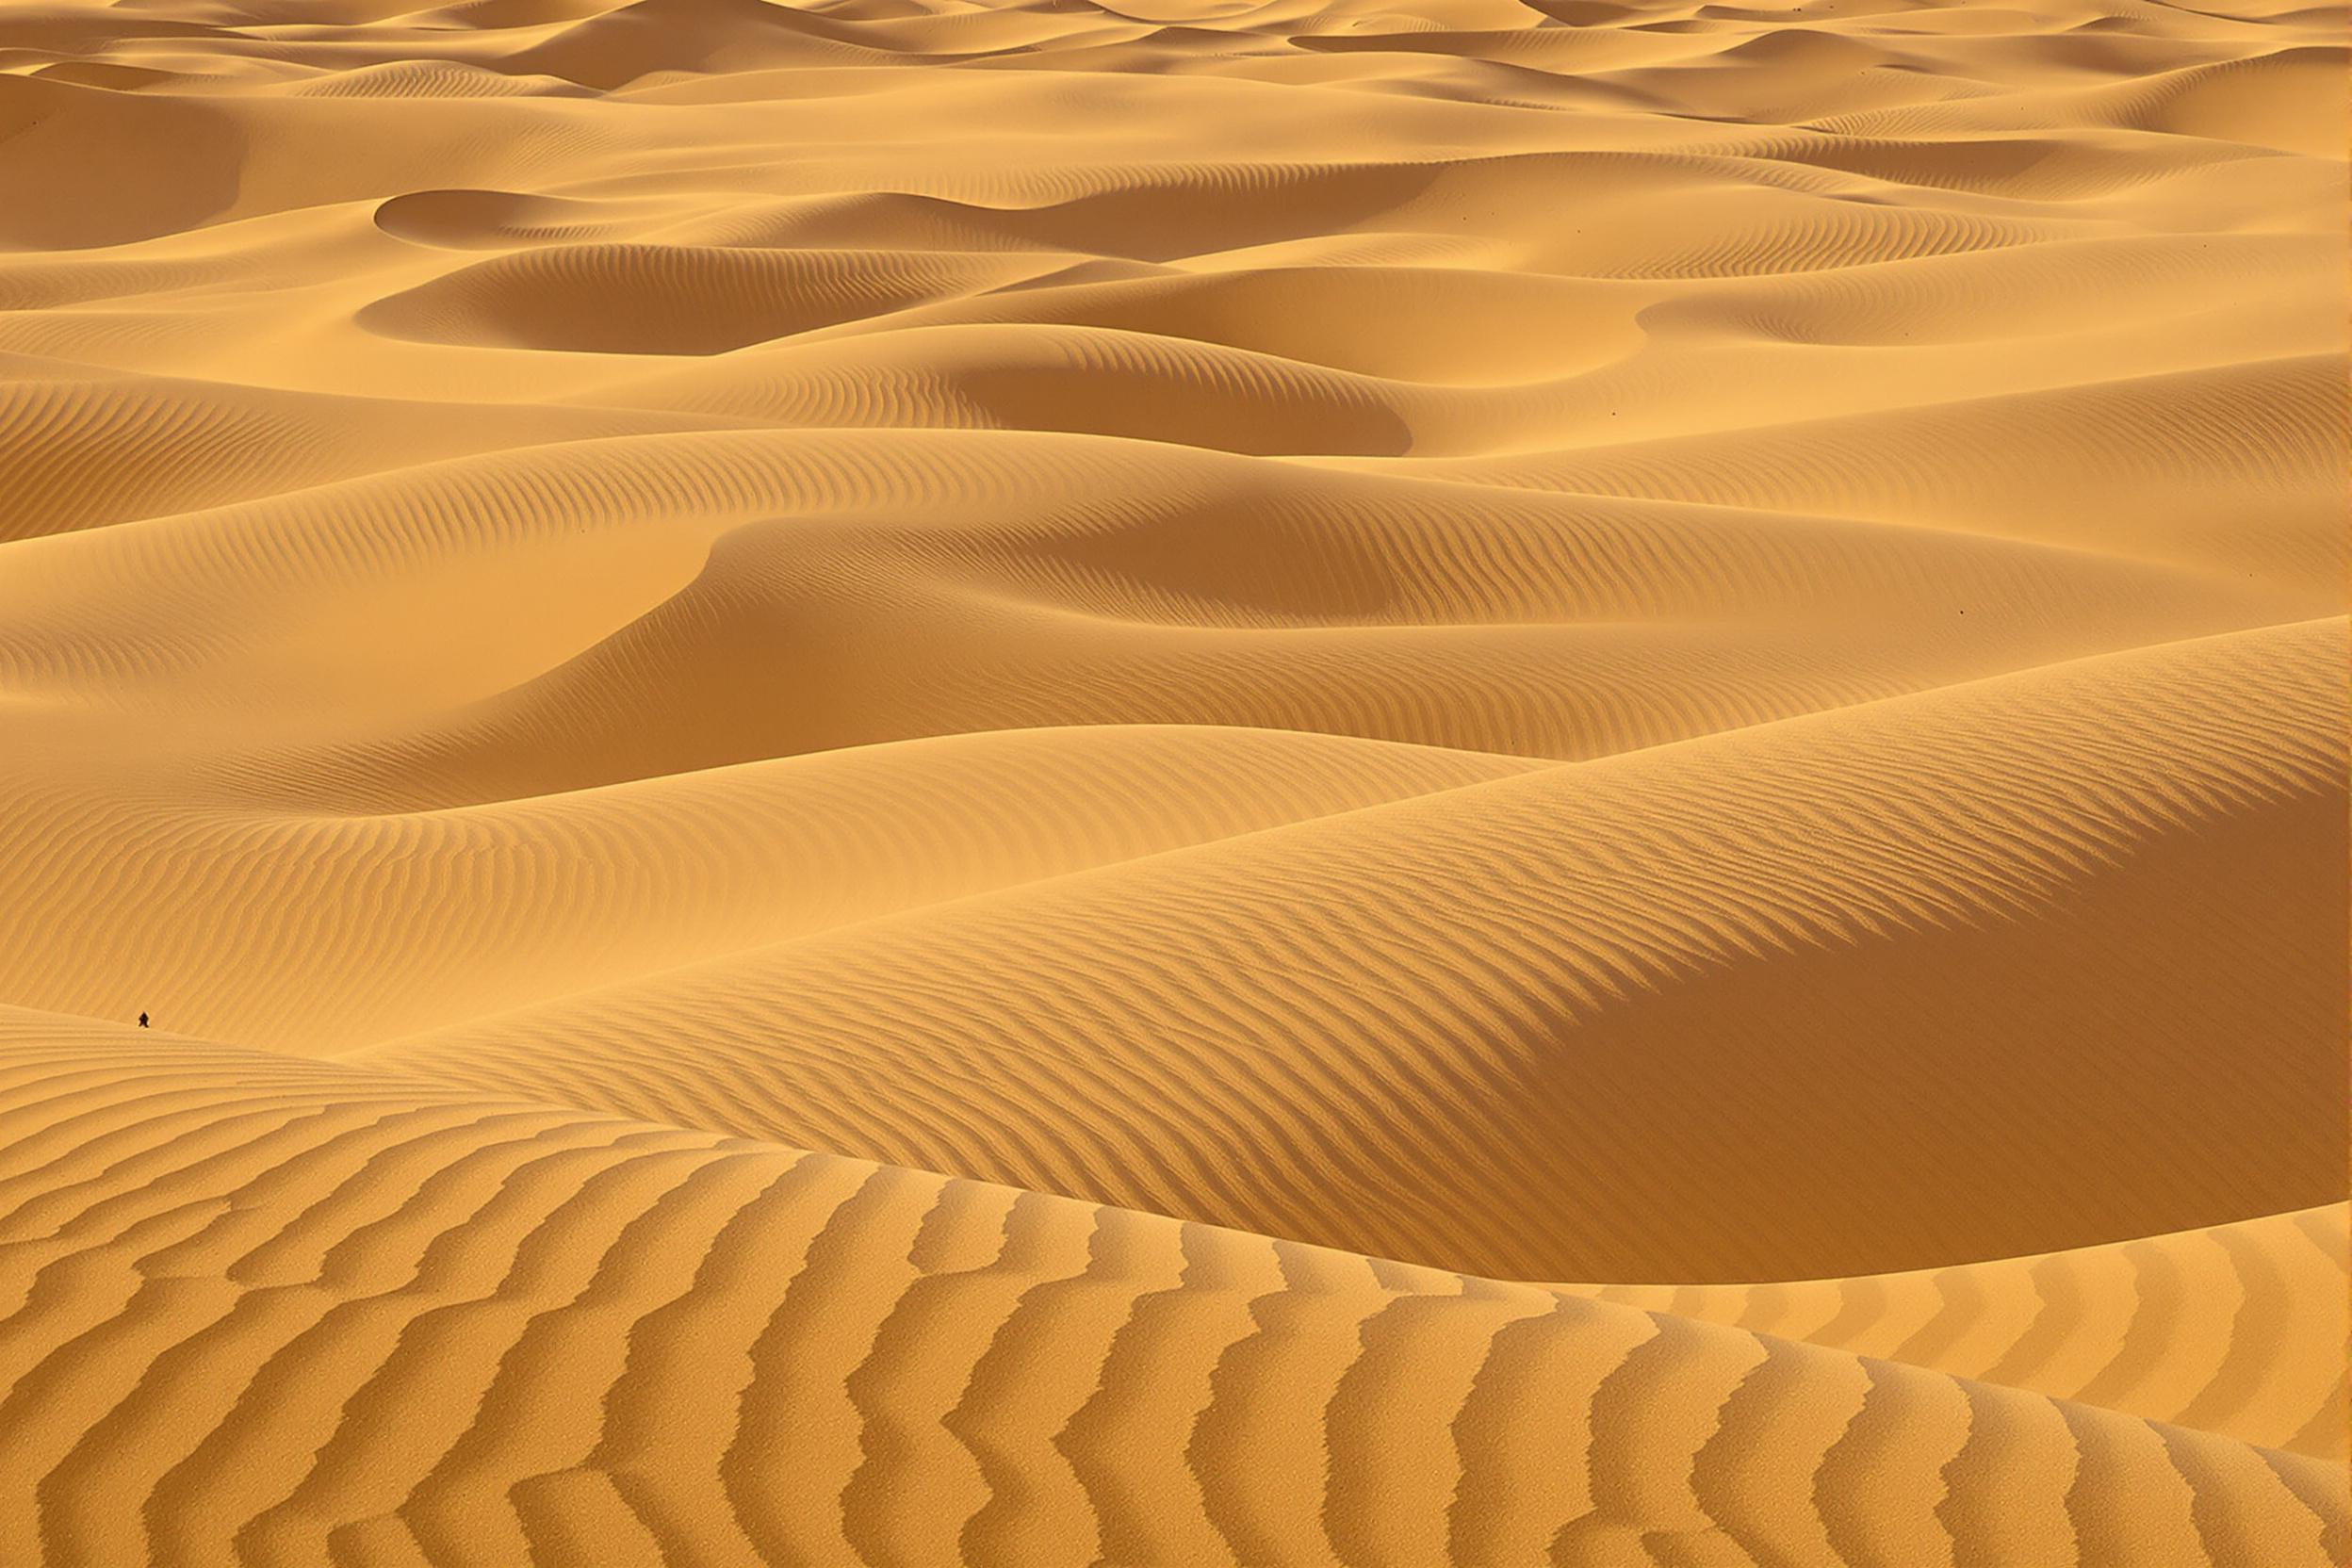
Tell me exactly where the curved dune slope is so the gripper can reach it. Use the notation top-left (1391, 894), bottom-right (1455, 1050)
top-left (366, 619), bottom-right (2348, 1282)
top-left (0, 727), bottom-right (1543, 1051)
top-left (1559, 1207), bottom-right (2351, 1462)
top-left (0, 1020), bottom-right (2343, 1568)
top-left (0, 0), bottom-right (2343, 1558)
top-left (0, 358), bottom-right (716, 544)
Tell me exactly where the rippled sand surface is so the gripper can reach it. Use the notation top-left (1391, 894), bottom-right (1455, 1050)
top-left (1, 0), bottom-right (2344, 1560)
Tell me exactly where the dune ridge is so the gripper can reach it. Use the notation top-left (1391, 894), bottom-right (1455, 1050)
top-left (358, 618), bottom-right (2349, 1282)
top-left (0, 0), bottom-right (2342, 1559)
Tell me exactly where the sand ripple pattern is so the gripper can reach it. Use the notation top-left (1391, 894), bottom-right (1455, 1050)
top-left (0, 1021), bottom-right (2343, 1567)
top-left (0, 0), bottom-right (2342, 1559)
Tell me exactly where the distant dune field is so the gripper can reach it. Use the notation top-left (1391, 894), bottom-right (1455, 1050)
top-left (0, 0), bottom-right (2343, 1561)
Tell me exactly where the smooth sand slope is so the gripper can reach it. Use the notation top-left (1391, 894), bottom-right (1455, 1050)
top-left (0, 0), bottom-right (2344, 1560)
top-left (364, 620), bottom-right (2348, 1283)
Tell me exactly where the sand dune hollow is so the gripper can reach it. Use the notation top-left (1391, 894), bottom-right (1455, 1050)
top-left (0, 0), bottom-right (2343, 1560)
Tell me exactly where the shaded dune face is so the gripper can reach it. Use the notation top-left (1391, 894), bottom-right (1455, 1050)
top-left (0, 0), bottom-right (2343, 1560)
top-left (361, 622), bottom-right (2350, 1284)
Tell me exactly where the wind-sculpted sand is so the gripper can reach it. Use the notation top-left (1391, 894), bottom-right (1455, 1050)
top-left (0, 0), bottom-right (2343, 1560)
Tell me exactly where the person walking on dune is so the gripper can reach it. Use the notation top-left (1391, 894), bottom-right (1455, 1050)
top-left (138, 1012), bottom-right (149, 1028)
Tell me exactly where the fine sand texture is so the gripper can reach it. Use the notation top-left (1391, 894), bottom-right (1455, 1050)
top-left (0, 0), bottom-right (2344, 1560)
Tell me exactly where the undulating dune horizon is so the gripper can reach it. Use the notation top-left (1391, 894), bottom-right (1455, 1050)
top-left (0, 0), bottom-right (2344, 1560)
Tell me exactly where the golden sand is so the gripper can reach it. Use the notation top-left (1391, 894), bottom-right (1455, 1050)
top-left (0, 0), bottom-right (2344, 1560)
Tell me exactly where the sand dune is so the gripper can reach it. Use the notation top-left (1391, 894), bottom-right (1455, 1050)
top-left (360, 619), bottom-right (2348, 1282)
top-left (0, 727), bottom-right (1544, 1050)
top-left (1, 1021), bottom-right (2342, 1565)
top-left (0, 0), bottom-right (2342, 1558)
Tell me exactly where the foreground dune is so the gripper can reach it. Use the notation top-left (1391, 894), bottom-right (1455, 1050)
top-left (1, 1017), bottom-right (2344, 1565)
top-left (0, 0), bottom-right (2343, 1559)
top-left (1557, 1206), bottom-right (2351, 1463)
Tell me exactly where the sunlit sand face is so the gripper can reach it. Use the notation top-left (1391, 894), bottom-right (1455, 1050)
top-left (0, 0), bottom-right (2343, 1560)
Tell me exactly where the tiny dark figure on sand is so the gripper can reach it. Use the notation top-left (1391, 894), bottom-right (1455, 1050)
top-left (138, 1012), bottom-right (149, 1028)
